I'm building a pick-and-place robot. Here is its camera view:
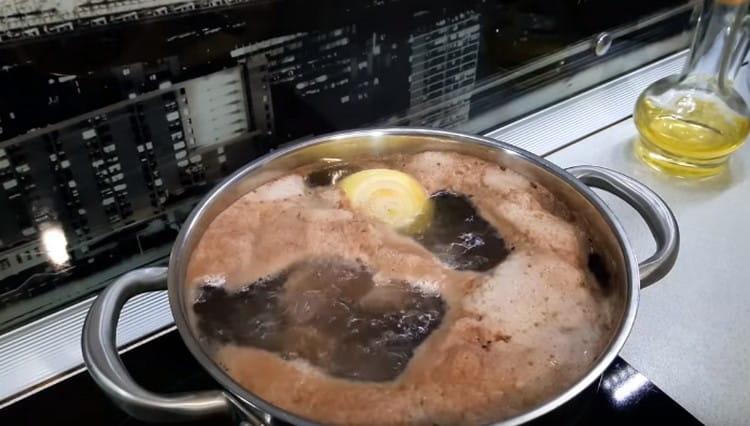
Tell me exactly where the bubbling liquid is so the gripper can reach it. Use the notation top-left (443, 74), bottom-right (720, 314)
top-left (415, 190), bottom-right (509, 271)
top-left (194, 257), bottom-right (445, 381)
top-left (186, 151), bottom-right (617, 425)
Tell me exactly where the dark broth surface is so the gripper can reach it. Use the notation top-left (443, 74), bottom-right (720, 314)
top-left (194, 257), bottom-right (445, 381)
top-left (415, 190), bottom-right (510, 271)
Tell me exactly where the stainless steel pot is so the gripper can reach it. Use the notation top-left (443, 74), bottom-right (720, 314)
top-left (81, 128), bottom-right (679, 425)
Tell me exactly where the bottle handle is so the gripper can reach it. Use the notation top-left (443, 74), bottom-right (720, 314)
top-left (728, 14), bottom-right (750, 80)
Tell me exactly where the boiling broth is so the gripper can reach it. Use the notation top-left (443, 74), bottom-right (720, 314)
top-left (186, 151), bottom-right (616, 425)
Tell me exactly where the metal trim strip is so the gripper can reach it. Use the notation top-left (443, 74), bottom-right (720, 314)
top-left (485, 50), bottom-right (687, 154)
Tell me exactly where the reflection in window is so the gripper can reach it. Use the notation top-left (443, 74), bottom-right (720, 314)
top-left (0, 0), bottom-right (689, 331)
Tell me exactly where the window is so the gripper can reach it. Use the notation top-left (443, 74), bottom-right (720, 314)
top-left (0, 0), bottom-right (690, 332)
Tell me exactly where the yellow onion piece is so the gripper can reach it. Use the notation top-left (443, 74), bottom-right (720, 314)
top-left (339, 169), bottom-right (433, 233)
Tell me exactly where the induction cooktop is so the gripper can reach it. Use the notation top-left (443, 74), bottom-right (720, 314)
top-left (0, 331), bottom-right (701, 426)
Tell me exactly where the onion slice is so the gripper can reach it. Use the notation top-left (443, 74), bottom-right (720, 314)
top-left (339, 169), bottom-right (433, 234)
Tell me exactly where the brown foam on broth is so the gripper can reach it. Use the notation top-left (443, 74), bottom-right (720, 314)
top-left (186, 151), bottom-right (616, 425)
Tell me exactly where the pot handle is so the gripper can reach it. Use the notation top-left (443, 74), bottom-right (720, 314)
top-left (567, 166), bottom-right (679, 288)
top-left (82, 267), bottom-right (265, 424)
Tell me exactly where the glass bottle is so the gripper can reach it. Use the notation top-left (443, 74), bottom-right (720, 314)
top-left (634, 0), bottom-right (750, 178)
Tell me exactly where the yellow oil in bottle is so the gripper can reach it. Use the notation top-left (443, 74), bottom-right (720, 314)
top-left (634, 91), bottom-right (750, 178)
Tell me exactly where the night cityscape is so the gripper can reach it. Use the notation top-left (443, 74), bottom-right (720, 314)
top-left (0, 0), bottom-right (685, 328)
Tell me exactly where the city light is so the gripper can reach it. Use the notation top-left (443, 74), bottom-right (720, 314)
top-left (40, 224), bottom-right (70, 266)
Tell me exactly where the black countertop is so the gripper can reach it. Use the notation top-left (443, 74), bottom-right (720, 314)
top-left (1, 330), bottom-right (701, 425)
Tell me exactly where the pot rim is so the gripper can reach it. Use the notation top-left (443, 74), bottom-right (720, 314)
top-left (167, 127), bottom-right (639, 426)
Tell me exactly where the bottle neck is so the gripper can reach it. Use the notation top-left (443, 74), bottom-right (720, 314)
top-left (682, 0), bottom-right (750, 89)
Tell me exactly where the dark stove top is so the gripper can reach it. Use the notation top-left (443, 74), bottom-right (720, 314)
top-left (1, 331), bottom-right (701, 425)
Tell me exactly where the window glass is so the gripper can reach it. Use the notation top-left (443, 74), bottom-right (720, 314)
top-left (0, 0), bottom-right (689, 331)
